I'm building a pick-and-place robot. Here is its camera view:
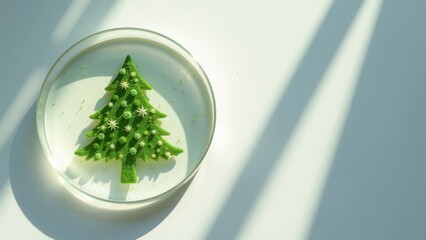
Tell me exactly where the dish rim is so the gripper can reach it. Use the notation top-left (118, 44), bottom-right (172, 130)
top-left (36, 27), bottom-right (216, 205)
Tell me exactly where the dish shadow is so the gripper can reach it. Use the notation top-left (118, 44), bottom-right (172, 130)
top-left (0, 0), bottom-right (73, 194)
top-left (9, 103), bottom-right (190, 240)
top-left (0, 0), bottom-right (115, 192)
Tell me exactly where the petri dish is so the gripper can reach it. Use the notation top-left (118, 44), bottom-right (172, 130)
top-left (36, 28), bottom-right (215, 208)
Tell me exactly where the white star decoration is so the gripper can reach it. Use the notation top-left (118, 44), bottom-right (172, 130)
top-left (139, 141), bottom-right (146, 147)
top-left (107, 119), bottom-right (118, 130)
top-left (108, 102), bottom-right (113, 108)
top-left (124, 124), bottom-right (132, 132)
top-left (120, 80), bottom-right (129, 90)
top-left (137, 106), bottom-right (147, 117)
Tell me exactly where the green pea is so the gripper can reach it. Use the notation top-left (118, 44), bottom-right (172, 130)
top-left (119, 136), bottom-right (127, 144)
top-left (97, 133), bottom-right (105, 140)
top-left (123, 111), bottom-right (132, 119)
top-left (120, 100), bottom-right (127, 107)
top-left (134, 133), bottom-right (141, 140)
top-left (133, 99), bottom-right (141, 106)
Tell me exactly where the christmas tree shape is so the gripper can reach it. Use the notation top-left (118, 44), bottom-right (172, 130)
top-left (75, 55), bottom-right (183, 183)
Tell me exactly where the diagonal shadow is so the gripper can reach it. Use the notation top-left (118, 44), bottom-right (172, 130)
top-left (206, 0), bottom-right (364, 239)
top-left (0, 0), bottom-right (116, 190)
top-left (53, 0), bottom-right (116, 49)
top-left (9, 103), bottom-right (190, 240)
top-left (3, 2), bottom-right (195, 238)
top-left (0, 0), bottom-right (72, 195)
top-left (308, 1), bottom-right (426, 239)
top-left (0, 0), bottom-right (116, 196)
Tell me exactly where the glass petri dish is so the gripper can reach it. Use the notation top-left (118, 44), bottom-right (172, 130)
top-left (36, 28), bottom-right (215, 208)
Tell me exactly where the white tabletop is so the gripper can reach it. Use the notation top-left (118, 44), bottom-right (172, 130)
top-left (1, 0), bottom-right (426, 239)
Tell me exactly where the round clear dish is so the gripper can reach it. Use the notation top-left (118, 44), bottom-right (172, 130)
top-left (36, 28), bottom-right (215, 209)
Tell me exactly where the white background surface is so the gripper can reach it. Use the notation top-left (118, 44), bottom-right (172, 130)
top-left (1, 0), bottom-right (426, 239)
